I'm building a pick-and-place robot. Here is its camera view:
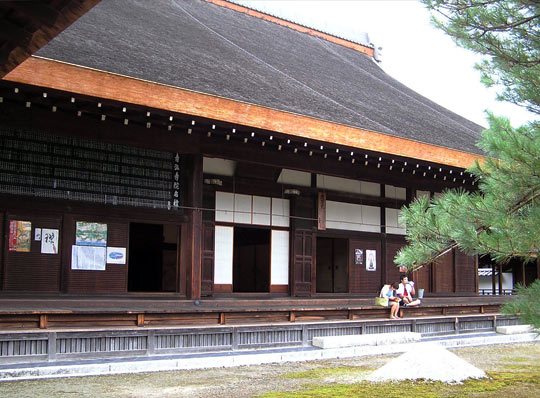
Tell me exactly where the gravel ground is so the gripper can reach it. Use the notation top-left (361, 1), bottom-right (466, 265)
top-left (0, 342), bottom-right (538, 398)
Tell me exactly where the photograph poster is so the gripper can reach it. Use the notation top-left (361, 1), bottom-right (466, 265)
top-left (75, 222), bottom-right (107, 247)
top-left (366, 249), bottom-right (376, 271)
top-left (8, 220), bottom-right (31, 252)
top-left (355, 249), bottom-right (363, 265)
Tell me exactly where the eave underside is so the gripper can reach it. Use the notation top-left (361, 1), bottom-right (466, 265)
top-left (4, 57), bottom-right (484, 170)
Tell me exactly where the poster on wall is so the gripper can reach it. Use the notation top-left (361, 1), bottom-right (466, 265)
top-left (75, 222), bottom-right (107, 247)
top-left (354, 249), bottom-right (363, 265)
top-left (106, 247), bottom-right (126, 264)
top-left (71, 245), bottom-right (106, 270)
top-left (8, 220), bottom-right (32, 252)
top-left (366, 249), bottom-right (377, 271)
top-left (35, 228), bottom-right (42, 241)
top-left (41, 228), bottom-right (59, 254)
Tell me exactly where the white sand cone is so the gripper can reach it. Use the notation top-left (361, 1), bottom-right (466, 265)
top-left (367, 342), bottom-right (486, 384)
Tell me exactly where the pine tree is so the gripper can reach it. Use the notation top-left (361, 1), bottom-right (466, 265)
top-left (396, 1), bottom-right (540, 328)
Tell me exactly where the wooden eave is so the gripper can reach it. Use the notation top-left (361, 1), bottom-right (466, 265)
top-left (0, 0), bottom-right (101, 78)
top-left (4, 56), bottom-right (484, 169)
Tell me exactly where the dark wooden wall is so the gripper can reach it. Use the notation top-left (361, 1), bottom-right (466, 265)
top-left (349, 238), bottom-right (382, 295)
top-left (385, 239), bottom-right (405, 286)
top-left (63, 214), bottom-right (128, 294)
top-left (0, 199), bottom-right (186, 295)
top-left (3, 212), bottom-right (62, 292)
top-left (434, 250), bottom-right (455, 292)
top-left (455, 250), bottom-right (477, 293)
top-left (414, 265), bottom-right (432, 294)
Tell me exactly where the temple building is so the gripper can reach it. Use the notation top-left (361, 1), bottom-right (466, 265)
top-left (1, 0), bottom-right (498, 304)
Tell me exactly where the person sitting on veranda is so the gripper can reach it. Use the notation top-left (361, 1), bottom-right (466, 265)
top-left (397, 275), bottom-right (421, 307)
top-left (380, 282), bottom-right (401, 319)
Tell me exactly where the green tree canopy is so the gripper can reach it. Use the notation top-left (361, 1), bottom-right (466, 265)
top-left (425, 0), bottom-right (540, 113)
top-left (396, 0), bottom-right (540, 271)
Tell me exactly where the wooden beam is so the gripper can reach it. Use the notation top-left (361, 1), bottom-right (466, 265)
top-left (0, 1), bottom-right (102, 77)
top-left (201, 139), bottom-right (467, 192)
top-left (5, 57), bottom-right (484, 169)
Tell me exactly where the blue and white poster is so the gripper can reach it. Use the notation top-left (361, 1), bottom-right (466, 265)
top-left (106, 247), bottom-right (126, 264)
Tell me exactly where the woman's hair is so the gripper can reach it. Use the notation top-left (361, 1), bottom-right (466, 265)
top-left (391, 282), bottom-right (399, 289)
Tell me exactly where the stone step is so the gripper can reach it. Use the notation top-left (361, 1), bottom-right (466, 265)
top-left (496, 324), bottom-right (534, 335)
top-left (312, 332), bottom-right (421, 349)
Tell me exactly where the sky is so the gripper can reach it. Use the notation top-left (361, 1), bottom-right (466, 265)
top-left (233, 0), bottom-right (536, 128)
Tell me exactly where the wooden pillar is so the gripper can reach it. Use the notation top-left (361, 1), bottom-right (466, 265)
top-left (475, 255), bottom-right (479, 295)
top-left (522, 261), bottom-right (526, 287)
top-left (491, 262), bottom-right (496, 295)
top-left (0, 211), bottom-right (4, 290)
top-left (452, 248), bottom-right (458, 293)
top-left (431, 262), bottom-right (437, 293)
top-left (180, 154), bottom-right (203, 300)
top-left (380, 186), bottom-right (387, 288)
top-left (498, 263), bottom-right (503, 295)
top-left (537, 258), bottom-right (540, 281)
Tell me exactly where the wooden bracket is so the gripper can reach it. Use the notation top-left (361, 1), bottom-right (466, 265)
top-left (137, 313), bottom-right (145, 327)
top-left (39, 314), bottom-right (48, 329)
top-left (289, 311), bottom-right (296, 322)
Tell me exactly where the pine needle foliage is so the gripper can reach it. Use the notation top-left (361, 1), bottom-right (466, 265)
top-left (502, 279), bottom-right (540, 330)
top-left (396, 1), bottom-right (540, 270)
top-left (396, 116), bottom-right (540, 269)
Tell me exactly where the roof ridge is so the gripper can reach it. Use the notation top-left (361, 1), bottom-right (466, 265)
top-left (204, 0), bottom-right (375, 57)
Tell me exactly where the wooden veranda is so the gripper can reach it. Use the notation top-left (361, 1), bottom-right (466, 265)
top-left (0, 294), bottom-right (513, 330)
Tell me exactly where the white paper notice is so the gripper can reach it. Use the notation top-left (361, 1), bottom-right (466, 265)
top-left (71, 245), bottom-right (106, 270)
top-left (366, 249), bottom-right (377, 271)
top-left (41, 228), bottom-right (59, 254)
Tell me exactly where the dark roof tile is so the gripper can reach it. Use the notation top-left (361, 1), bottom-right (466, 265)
top-left (36, 0), bottom-right (484, 155)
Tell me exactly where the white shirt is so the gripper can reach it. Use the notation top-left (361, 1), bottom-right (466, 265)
top-left (397, 282), bottom-right (414, 297)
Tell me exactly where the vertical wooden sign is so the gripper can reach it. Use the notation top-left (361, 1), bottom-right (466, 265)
top-left (318, 192), bottom-right (326, 230)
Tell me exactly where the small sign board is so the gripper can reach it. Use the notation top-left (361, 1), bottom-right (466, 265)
top-left (106, 247), bottom-right (126, 264)
top-left (366, 249), bottom-right (377, 271)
